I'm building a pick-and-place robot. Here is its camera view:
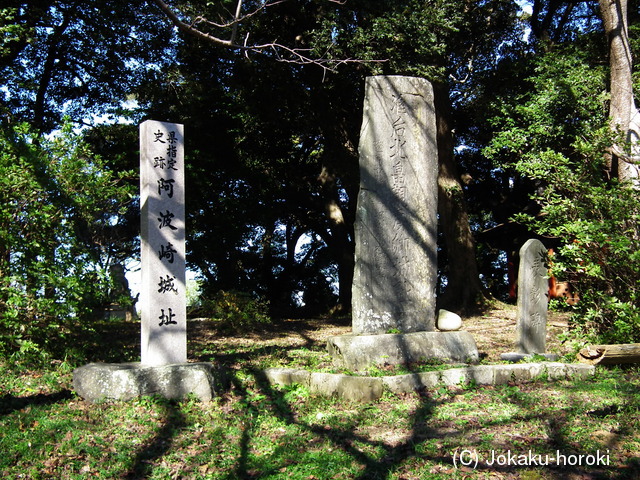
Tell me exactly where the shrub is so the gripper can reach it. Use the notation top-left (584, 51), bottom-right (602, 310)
top-left (485, 46), bottom-right (640, 345)
top-left (0, 122), bottom-right (134, 365)
top-left (193, 290), bottom-right (271, 333)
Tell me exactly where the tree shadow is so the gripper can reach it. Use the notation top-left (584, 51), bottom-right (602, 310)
top-left (122, 397), bottom-right (188, 480)
top-left (217, 368), bottom-right (640, 480)
top-left (0, 389), bottom-right (74, 416)
top-left (231, 368), bottom-right (444, 479)
top-left (187, 317), bottom-right (342, 367)
top-left (29, 355), bottom-right (634, 480)
top-left (66, 311), bottom-right (640, 478)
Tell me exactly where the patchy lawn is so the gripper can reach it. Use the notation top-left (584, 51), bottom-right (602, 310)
top-left (1, 304), bottom-right (639, 479)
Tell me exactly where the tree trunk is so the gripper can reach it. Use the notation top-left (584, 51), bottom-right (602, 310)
top-left (33, 13), bottom-right (71, 131)
top-left (0, 243), bottom-right (9, 318)
top-left (318, 165), bottom-right (354, 314)
top-left (599, 0), bottom-right (640, 183)
top-left (433, 82), bottom-right (485, 313)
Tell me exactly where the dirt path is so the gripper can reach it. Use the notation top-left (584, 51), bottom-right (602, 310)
top-left (190, 303), bottom-right (574, 366)
top-left (463, 304), bottom-right (572, 362)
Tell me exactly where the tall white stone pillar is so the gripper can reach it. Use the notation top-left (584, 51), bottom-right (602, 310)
top-left (140, 120), bottom-right (187, 365)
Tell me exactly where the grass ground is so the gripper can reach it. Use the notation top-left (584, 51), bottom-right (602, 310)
top-left (1, 304), bottom-right (639, 479)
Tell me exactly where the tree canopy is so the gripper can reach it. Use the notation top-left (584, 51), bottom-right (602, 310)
top-left (1, 0), bottom-right (639, 362)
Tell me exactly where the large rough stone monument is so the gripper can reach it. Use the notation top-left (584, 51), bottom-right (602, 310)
top-left (327, 76), bottom-right (478, 370)
top-left (501, 239), bottom-right (558, 362)
top-left (74, 121), bottom-right (222, 402)
top-left (352, 75), bottom-right (438, 334)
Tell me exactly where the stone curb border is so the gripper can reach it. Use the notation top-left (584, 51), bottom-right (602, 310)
top-left (263, 363), bottom-right (596, 402)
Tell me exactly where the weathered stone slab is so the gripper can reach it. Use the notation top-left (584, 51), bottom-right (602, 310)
top-left (465, 365), bottom-right (496, 385)
top-left (491, 362), bottom-right (597, 384)
top-left (438, 366), bottom-right (493, 386)
top-left (565, 363), bottom-right (596, 379)
top-left (260, 363), bottom-right (595, 400)
top-left (500, 352), bottom-right (559, 362)
top-left (73, 362), bottom-right (222, 402)
top-left (327, 331), bottom-right (479, 371)
top-left (545, 362), bottom-right (595, 380)
top-left (493, 364), bottom-right (535, 384)
top-left (439, 368), bottom-right (470, 386)
top-left (352, 75), bottom-right (438, 335)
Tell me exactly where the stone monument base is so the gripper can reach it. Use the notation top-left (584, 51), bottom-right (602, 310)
top-left (500, 352), bottom-right (559, 362)
top-left (327, 331), bottom-right (479, 371)
top-left (73, 362), bottom-right (224, 403)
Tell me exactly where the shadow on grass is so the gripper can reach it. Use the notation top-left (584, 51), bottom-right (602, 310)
top-left (122, 397), bottom-right (188, 480)
top-left (0, 390), bottom-right (74, 416)
top-left (188, 317), bottom-right (341, 367)
top-left (40, 369), bottom-right (637, 479)
top-left (83, 316), bottom-right (346, 366)
top-left (220, 369), bottom-right (441, 480)
top-left (84, 318), bottom-right (141, 363)
top-left (253, 369), bottom-right (443, 480)
top-left (68, 317), bottom-right (640, 479)
top-left (218, 369), bottom-right (458, 479)
top-left (213, 368), bottom-right (640, 480)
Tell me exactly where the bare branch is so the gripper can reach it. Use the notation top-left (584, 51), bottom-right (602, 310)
top-left (193, 0), bottom-right (285, 30)
top-left (230, 0), bottom-right (243, 44)
top-left (607, 109), bottom-right (640, 166)
top-left (149, 0), bottom-right (235, 48)
top-left (611, 145), bottom-right (640, 165)
top-left (449, 58), bottom-right (474, 84)
top-left (148, 0), bottom-right (385, 74)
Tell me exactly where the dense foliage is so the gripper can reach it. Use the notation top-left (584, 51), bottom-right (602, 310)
top-left (1, 0), bottom-right (173, 130)
top-left (486, 44), bottom-right (640, 343)
top-left (1, 0), bottom-right (640, 362)
top-left (0, 122), bottom-right (135, 362)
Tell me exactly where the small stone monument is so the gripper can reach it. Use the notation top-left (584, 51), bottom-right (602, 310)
top-left (73, 120), bottom-right (222, 402)
top-left (501, 239), bottom-right (559, 362)
top-left (327, 76), bottom-right (478, 370)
